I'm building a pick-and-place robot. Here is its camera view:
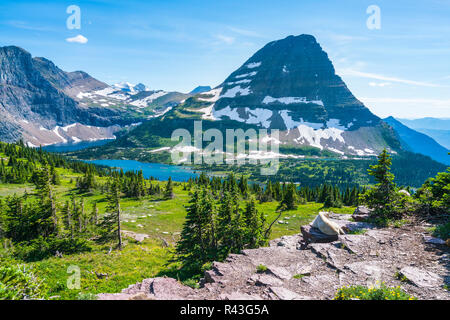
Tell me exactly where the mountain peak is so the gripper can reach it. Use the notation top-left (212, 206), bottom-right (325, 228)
top-left (212, 33), bottom-right (378, 132)
top-left (190, 86), bottom-right (212, 94)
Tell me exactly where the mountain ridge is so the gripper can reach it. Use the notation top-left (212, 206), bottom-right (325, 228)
top-left (384, 116), bottom-right (449, 165)
top-left (0, 45), bottom-right (189, 146)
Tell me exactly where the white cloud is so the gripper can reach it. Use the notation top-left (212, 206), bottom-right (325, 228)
top-left (360, 97), bottom-right (450, 109)
top-left (369, 82), bottom-right (391, 87)
top-left (359, 97), bottom-right (450, 118)
top-left (215, 34), bottom-right (235, 45)
top-left (339, 68), bottom-right (445, 88)
top-left (66, 34), bottom-right (88, 44)
top-left (227, 26), bottom-right (264, 38)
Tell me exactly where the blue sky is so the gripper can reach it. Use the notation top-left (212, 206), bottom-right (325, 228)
top-left (1, 0), bottom-right (450, 119)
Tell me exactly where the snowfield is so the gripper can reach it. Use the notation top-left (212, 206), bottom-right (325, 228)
top-left (220, 86), bottom-right (252, 98)
top-left (262, 96), bottom-right (324, 106)
top-left (246, 62), bottom-right (261, 69)
top-left (235, 71), bottom-right (257, 79)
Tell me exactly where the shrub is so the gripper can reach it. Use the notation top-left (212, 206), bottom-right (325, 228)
top-left (432, 222), bottom-right (450, 240)
top-left (13, 236), bottom-right (92, 262)
top-left (182, 278), bottom-right (200, 289)
top-left (77, 292), bottom-right (98, 300)
top-left (256, 264), bottom-right (268, 273)
top-left (334, 283), bottom-right (416, 300)
top-left (0, 263), bottom-right (46, 300)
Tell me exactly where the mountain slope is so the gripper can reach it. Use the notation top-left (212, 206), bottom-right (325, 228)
top-left (0, 46), bottom-right (190, 146)
top-left (190, 86), bottom-right (212, 94)
top-left (383, 117), bottom-right (449, 165)
top-left (99, 34), bottom-right (401, 159)
top-left (397, 118), bottom-right (450, 149)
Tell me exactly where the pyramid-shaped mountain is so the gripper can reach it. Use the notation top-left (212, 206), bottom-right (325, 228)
top-left (212, 34), bottom-right (380, 131)
top-left (86, 34), bottom-right (402, 159)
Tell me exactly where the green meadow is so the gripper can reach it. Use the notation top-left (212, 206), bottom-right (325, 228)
top-left (0, 165), bottom-right (354, 300)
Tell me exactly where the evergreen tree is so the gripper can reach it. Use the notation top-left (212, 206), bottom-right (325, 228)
top-left (279, 183), bottom-right (298, 211)
top-left (176, 189), bottom-right (209, 266)
top-left (243, 197), bottom-right (268, 248)
top-left (98, 177), bottom-right (123, 249)
top-left (361, 149), bottom-right (398, 217)
top-left (164, 177), bottom-right (174, 199)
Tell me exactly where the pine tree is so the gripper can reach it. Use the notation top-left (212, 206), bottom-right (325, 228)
top-left (33, 165), bottom-right (59, 236)
top-left (243, 197), bottom-right (267, 248)
top-left (91, 202), bottom-right (98, 225)
top-left (176, 189), bottom-right (209, 266)
top-left (61, 200), bottom-right (73, 238)
top-left (261, 180), bottom-right (273, 203)
top-left (238, 175), bottom-right (248, 198)
top-left (361, 149), bottom-right (398, 217)
top-left (98, 176), bottom-right (123, 249)
top-left (164, 177), bottom-right (174, 199)
top-left (279, 183), bottom-right (298, 211)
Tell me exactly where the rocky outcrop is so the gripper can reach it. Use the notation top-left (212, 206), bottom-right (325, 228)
top-left (352, 205), bottom-right (373, 222)
top-left (98, 213), bottom-right (449, 300)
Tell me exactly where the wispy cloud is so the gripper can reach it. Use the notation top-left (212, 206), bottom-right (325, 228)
top-left (339, 69), bottom-right (446, 88)
top-left (66, 34), bottom-right (88, 44)
top-left (360, 97), bottom-right (450, 109)
top-left (215, 34), bottom-right (235, 45)
top-left (4, 20), bottom-right (54, 32)
top-left (369, 82), bottom-right (391, 87)
top-left (227, 26), bottom-right (264, 38)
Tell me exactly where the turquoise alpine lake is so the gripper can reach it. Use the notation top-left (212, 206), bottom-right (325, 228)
top-left (42, 139), bottom-right (114, 152)
top-left (84, 159), bottom-right (199, 182)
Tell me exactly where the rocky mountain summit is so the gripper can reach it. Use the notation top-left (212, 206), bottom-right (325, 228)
top-left (98, 212), bottom-right (449, 300)
top-left (121, 34), bottom-right (401, 159)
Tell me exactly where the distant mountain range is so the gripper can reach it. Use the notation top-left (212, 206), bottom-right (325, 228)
top-left (0, 37), bottom-right (448, 168)
top-left (0, 46), bottom-right (191, 146)
top-left (97, 34), bottom-right (402, 161)
top-left (190, 86), bottom-right (212, 94)
top-left (397, 118), bottom-right (450, 150)
top-left (384, 117), bottom-right (449, 165)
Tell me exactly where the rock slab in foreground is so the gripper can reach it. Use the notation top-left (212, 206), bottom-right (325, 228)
top-left (99, 214), bottom-right (450, 300)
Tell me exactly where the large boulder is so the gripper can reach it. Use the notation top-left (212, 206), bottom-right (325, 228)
top-left (311, 212), bottom-right (345, 235)
top-left (301, 225), bottom-right (339, 243)
top-left (352, 206), bottom-right (372, 221)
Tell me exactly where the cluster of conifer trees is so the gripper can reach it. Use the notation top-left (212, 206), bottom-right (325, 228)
top-left (184, 173), bottom-right (363, 210)
top-left (177, 175), bottom-right (268, 270)
top-left (0, 141), bottom-right (106, 184)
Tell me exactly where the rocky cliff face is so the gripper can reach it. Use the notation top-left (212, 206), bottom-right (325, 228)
top-left (0, 46), bottom-right (124, 144)
top-left (0, 46), bottom-right (189, 146)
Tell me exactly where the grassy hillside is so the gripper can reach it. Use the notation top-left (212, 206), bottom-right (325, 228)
top-left (0, 144), bottom-right (354, 299)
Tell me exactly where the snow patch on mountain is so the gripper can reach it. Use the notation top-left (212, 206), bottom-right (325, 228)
top-left (212, 106), bottom-right (243, 122)
top-left (246, 62), bottom-right (261, 69)
top-left (279, 110), bottom-right (322, 130)
top-left (129, 91), bottom-right (168, 107)
top-left (227, 79), bottom-right (252, 86)
top-left (245, 108), bottom-right (273, 128)
top-left (294, 125), bottom-right (345, 150)
top-left (220, 86), bottom-right (252, 98)
top-left (235, 71), bottom-right (257, 79)
top-left (326, 118), bottom-right (347, 130)
top-left (263, 96), bottom-right (324, 106)
top-left (197, 88), bottom-right (223, 102)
